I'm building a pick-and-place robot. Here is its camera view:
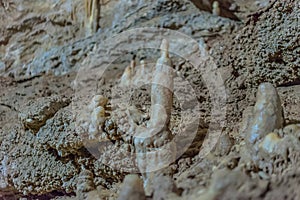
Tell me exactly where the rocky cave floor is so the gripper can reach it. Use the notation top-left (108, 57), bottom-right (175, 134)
top-left (0, 0), bottom-right (299, 199)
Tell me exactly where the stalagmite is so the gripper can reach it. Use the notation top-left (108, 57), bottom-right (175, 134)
top-left (133, 60), bottom-right (152, 86)
top-left (149, 39), bottom-right (174, 129)
top-left (134, 39), bottom-right (176, 195)
top-left (246, 82), bottom-right (284, 145)
top-left (120, 57), bottom-right (136, 87)
top-left (212, 1), bottom-right (221, 16)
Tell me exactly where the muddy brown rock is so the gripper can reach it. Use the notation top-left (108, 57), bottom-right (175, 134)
top-left (19, 95), bottom-right (70, 133)
top-left (7, 131), bottom-right (79, 195)
top-left (36, 108), bottom-right (84, 157)
top-left (211, 0), bottom-right (300, 87)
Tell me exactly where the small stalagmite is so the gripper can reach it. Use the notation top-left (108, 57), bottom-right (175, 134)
top-left (212, 1), bottom-right (220, 16)
top-left (120, 57), bottom-right (136, 87)
top-left (133, 60), bottom-right (152, 86)
top-left (246, 82), bottom-right (284, 145)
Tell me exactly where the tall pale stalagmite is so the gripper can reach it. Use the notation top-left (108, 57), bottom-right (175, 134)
top-left (246, 82), bottom-right (284, 145)
top-left (134, 39), bottom-right (175, 195)
top-left (134, 39), bottom-right (174, 149)
top-left (149, 39), bottom-right (174, 129)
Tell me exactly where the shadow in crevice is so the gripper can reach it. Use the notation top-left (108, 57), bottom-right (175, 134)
top-left (22, 190), bottom-right (76, 200)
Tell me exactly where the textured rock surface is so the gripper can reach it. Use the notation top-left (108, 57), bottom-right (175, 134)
top-left (0, 0), bottom-right (300, 199)
top-left (19, 95), bottom-right (70, 133)
top-left (1, 0), bottom-right (240, 79)
top-left (36, 108), bottom-right (83, 157)
top-left (211, 0), bottom-right (300, 87)
top-left (5, 130), bottom-right (79, 195)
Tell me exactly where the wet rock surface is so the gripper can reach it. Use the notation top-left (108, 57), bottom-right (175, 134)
top-left (0, 0), bottom-right (299, 199)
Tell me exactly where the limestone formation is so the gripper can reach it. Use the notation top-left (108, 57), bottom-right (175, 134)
top-left (120, 58), bottom-right (136, 87)
top-left (134, 39), bottom-right (176, 195)
top-left (1, 0), bottom-right (300, 199)
top-left (258, 128), bottom-right (300, 160)
top-left (76, 94), bottom-right (109, 143)
top-left (117, 174), bottom-right (146, 200)
top-left (87, 95), bottom-right (108, 112)
top-left (212, 1), bottom-right (220, 16)
top-left (7, 132), bottom-right (79, 195)
top-left (246, 83), bottom-right (284, 145)
top-left (84, 0), bottom-right (100, 36)
top-left (197, 169), bottom-right (248, 200)
top-left (19, 95), bottom-right (70, 133)
top-left (283, 124), bottom-right (300, 137)
top-left (120, 57), bottom-right (154, 88)
top-left (149, 39), bottom-right (174, 129)
top-left (259, 132), bottom-right (281, 155)
top-left (133, 60), bottom-right (152, 86)
top-left (213, 133), bottom-right (233, 156)
top-left (36, 108), bottom-right (84, 157)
